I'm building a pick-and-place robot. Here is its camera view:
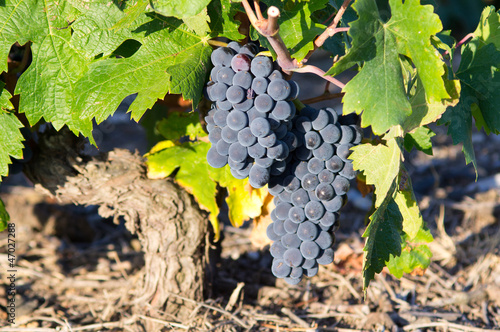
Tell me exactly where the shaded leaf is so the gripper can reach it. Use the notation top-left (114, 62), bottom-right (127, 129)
top-left (0, 112), bottom-right (25, 177)
top-left (403, 126), bottom-right (435, 155)
top-left (0, 198), bottom-right (9, 232)
top-left (207, 0), bottom-right (245, 41)
top-left (156, 111), bottom-right (206, 141)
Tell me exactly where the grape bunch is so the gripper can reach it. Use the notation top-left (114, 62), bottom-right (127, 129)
top-left (204, 42), bottom-right (300, 188)
top-left (265, 106), bottom-right (362, 285)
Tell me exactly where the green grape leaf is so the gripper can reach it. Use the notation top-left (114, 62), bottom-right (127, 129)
top-left (387, 225), bottom-right (433, 279)
top-left (0, 111), bottom-right (25, 177)
top-left (327, 0), bottom-right (449, 135)
top-left (403, 126), bottom-right (435, 155)
top-left (350, 135), bottom-right (402, 208)
top-left (149, 0), bottom-right (211, 19)
top-left (183, 9), bottom-right (211, 36)
top-left (474, 6), bottom-right (500, 49)
top-left (258, 0), bottom-right (328, 61)
top-left (112, 0), bottom-right (149, 30)
top-left (156, 111), bottom-right (206, 141)
top-left (394, 172), bottom-right (424, 239)
top-left (7, 1), bottom-right (94, 140)
top-left (68, 0), bottom-right (138, 59)
top-left (363, 195), bottom-right (403, 290)
top-left (145, 140), bottom-right (221, 238)
top-left (0, 198), bottom-right (9, 231)
top-left (0, 83), bottom-right (14, 112)
top-left (208, 0), bottom-right (245, 41)
top-left (74, 16), bottom-right (212, 125)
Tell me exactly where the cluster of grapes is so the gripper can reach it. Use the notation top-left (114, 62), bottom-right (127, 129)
top-left (266, 107), bottom-right (362, 284)
top-left (204, 42), bottom-right (362, 285)
top-left (204, 42), bottom-right (299, 188)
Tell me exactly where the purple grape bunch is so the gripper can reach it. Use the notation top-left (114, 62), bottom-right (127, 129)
top-left (204, 42), bottom-right (362, 285)
top-left (204, 42), bottom-right (300, 188)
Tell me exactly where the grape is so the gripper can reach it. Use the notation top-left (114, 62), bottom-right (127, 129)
top-left (311, 109), bottom-right (330, 131)
top-left (211, 47), bottom-right (234, 66)
top-left (248, 165), bottom-right (270, 188)
top-left (267, 79), bottom-right (291, 101)
top-left (316, 248), bottom-right (334, 265)
top-left (290, 267), bottom-right (303, 279)
top-left (233, 71), bottom-right (253, 89)
top-left (272, 100), bottom-right (295, 120)
top-left (238, 127), bottom-right (257, 147)
top-left (318, 211), bottom-right (337, 227)
top-left (251, 77), bottom-right (269, 95)
top-left (315, 182), bottom-right (335, 201)
top-left (324, 107), bottom-right (339, 124)
top-left (304, 131), bottom-right (322, 150)
top-left (332, 175), bottom-right (350, 195)
top-left (304, 265), bottom-right (319, 277)
top-left (231, 53), bottom-right (252, 72)
top-left (228, 142), bottom-right (248, 162)
top-left (205, 113), bottom-right (215, 126)
top-left (308, 189), bottom-right (320, 203)
top-left (228, 157), bottom-right (247, 171)
top-left (323, 195), bottom-right (345, 212)
top-left (339, 125), bottom-right (354, 144)
top-left (216, 139), bottom-right (231, 156)
top-left (304, 201), bottom-right (325, 221)
top-left (233, 98), bottom-right (254, 112)
top-left (255, 94), bottom-right (275, 113)
top-left (351, 124), bottom-right (363, 144)
top-left (237, 163), bottom-right (252, 177)
top-left (281, 175), bottom-right (298, 193)
top-left (336, 143), bottom-right (353, 162)
top-left (217, 67), bottom-right (235, 85)
top-left (295, 146), bottom-right (313, 161)
top-left (294, 116), bottom-right (312, 133)
top-left (250, 117), bottom-right (271, 137)
top-left (297, 221), bottom-right (319, 241)
top-left (283, 132), bottom-right (299, 152)
top-left (288, 206), bottom-right (306, 223)
top-left (283, 248), bottom-right (304, 267)
top-left (248, 142), bottom-right (266, 158)
top-left (247, 107), bottom-right (265, 122)
top-left (301, 173), bottom-right (319, 191)
top-left (206, 123), bottom-right (215, 132)
top-left (291, 188), bottom-right (310, 208)
top-left (210, 65), bottom-right (223, 82)
top-left (318, 169), bottom-right (334, 183)
top-left (300, 241), bottom-right (320, 259)
top-left (263, 69), bottom-right (281, 81)
top-left (213, 109), bottom-right (229, 127)
top-left (307, 157), bottom-right (324, 174)
top-left (275, 123), bottom-right (288, 140)
top-left (270, 241), bottom-right (287, 259)
top-left (273, 219), bottom-right (286, 236)
top-left (251, 56), bottom-right (273, 77)
top-left (210, 83), bottom-right (229, 102)
top-left (302, 259), bottom-right (316, 270)
top-left (227, 41), bottom-right (241, 53)
top-left (284, 277), bottom-right (301, 285)
top-left (207, 147), bottom-right (228, 168)
top-left (279, 190), bottom-right (293, 203)
top-left (315, 231), bottom-right (333, 249)
top-left (320, 124), bottom-right (341, 143)
top-left (258, 133), bottom-right (277, 148)
top-left (255, 156), bottom-right (273, 168)
top-left (221, 126), bottom-right (238, 143)
top-left (267, 113), bottom-right (280, 130)
top-left (325, 155), bottom-right (344, 172)
top-left (268, 177), bottom-right (285, 196)
top-left (281, 233), bottom-right (302, 248)
top-left (284, 219), bottom-right (300, 233)
top-left (226, 85), bottom-right (246, 104)
top-left (267, 141), bottom-right (288, 161)
top-left (339, 161), bottom-right (356, 180)
top-left (275, 202), bottom-right (292, 220)
top-left (270, 160), bottom-right (287, 176)
top-left (272, 259), bottom-right (291, 278)
top-left (216, 99), bottom-right (232, 111)
top-left (313, 142), bottom-right (334, 161)
top-left (225, 110), bottom-right (247, 131)
top-left (292, 161), bottom-right (309, 180)
top-left (208, 126), bottom-right (222, 144)
top-left (287, 80), bottom-right (300, 101)
top-left (239, 43), bottom-right (258, 57)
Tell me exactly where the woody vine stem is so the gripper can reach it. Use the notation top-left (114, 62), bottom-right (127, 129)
top-left (240, 0), bottom-right (352, 89)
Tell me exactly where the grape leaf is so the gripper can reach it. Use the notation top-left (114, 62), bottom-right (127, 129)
top-left (327, 0), bottom-right (449, 135)
top-left (0, 111), bottom-right (25, 177)
top-left (183, 9), bottom-right (211, 36)
top-left (112, 0), bottom-right (149, 30)
top-left (394, 171), bottom-right (424, 239)
top-left (258, 0), bottom-right (328, 61)
top-left (474, 6), bottom-right (500, 49)
top-left (0, 83), bottom-right (14, 112)
top-left (149, 0), bottom-right (211, 18)
top-left (74, 16), bottom-right (212, 125)
top-left (363, 195), bottom-right (403, 290)
top-left (207, 0), bottom-right (245, 41)
top-left (403, 126), bottom-right (435, 155)
top-left (387, 225), bottom-right (433, 279)
top-left (224, 179), bottom-right (268, 228)
top-left (68, 0), bottom-right (138, 59)
top-left (7, 1), bottom-right (94, 140)
top-left (0, 198), bottom-right (9, 232)
top-left (350, 134), bottom-right (402, 208)
top-left (156, 111), bottom-right (206, 141)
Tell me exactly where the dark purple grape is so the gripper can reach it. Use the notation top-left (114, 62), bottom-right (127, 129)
top-left (231, 53), bottom-right (252, 72)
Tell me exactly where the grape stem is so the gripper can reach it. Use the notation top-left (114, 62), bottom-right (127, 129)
top-left (302, 92), bottom-right (345, 105)
top-left (292, 65), bottom-right (346, 89)
top-left (302, 0), bottom-right (352, 64)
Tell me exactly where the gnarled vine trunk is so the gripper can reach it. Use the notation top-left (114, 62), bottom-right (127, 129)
top-left (24, 128), bottom-right (208, 322)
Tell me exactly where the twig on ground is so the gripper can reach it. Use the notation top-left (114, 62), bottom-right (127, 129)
top-left (403, 321), bottom-right (500, 332)
top-left (281, 307), bottom-right (312, 328)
